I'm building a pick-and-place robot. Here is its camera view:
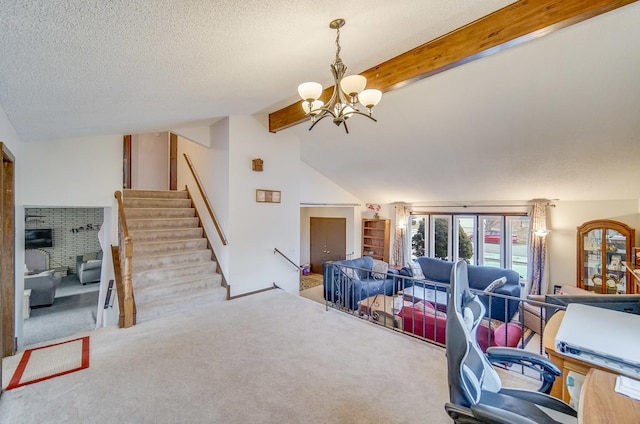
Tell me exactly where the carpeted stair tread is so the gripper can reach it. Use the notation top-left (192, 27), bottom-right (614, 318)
top-left (125, 207), bottom-right (196, 219)
top-left (132, 249), bottom-right (213, 272)
top-left (123, 198), bottom-right (192, 209)
top-left (127, 217), bottom-right (200, 230)
top-left (133, 262), bottom-right (218, 289)
top-left (136, 286), bottom-right (227, 323)
top-left (133, 238), bottom-right (208, 256)
top-left (134, 274), bottom-right (222, 305)
top-left (123, 189), bottom-right (188, 199)
top-left (129, 227), bottom-right (204, 242)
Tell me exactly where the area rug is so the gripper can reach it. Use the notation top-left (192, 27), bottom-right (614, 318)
top-left (6, 336), bottom-right (90, 390)
top-left (299, 272), bottom-right (323, 291)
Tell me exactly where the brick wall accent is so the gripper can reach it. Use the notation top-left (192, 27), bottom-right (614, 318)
top-left (25, 207), bottom-right (104, 273)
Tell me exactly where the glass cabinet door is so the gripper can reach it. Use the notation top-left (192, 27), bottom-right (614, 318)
top-left (577, 219), bottom-right (635, 294)
top-left (583, 229), bottom-right (602, 292)
top-left (605, 229), bottom-right (626, 294)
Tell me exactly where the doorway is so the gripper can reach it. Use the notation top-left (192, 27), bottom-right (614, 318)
top-left (23, 207), bottom-right (103, 346)
top-left (125, 132), bottom-right (177, 191)
top-left (310, 217), bottom-right (346, 273)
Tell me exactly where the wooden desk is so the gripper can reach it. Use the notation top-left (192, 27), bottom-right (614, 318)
top-left (579, 369), bottom-right (640, 423)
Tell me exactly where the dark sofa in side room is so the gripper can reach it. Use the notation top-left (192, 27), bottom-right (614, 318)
top-left (399, 257), bottom-right (521, 322)
top-left (323, 256), bottom-right (400, 310)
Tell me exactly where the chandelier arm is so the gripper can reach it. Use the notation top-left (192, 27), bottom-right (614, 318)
top-left (307, 113), bottom-right (334, 131)
top-left (345, 110), bottom-right (378, 123)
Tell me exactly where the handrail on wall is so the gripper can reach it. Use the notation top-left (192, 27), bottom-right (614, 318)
top-left (274, 248), bottom-right (301, 272)
top-left (183, 153), bottom-right (228, 246)
top-left (114, 190), bottom-right (135, 328)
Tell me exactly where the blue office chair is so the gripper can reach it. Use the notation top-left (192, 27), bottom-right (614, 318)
top-left (445, 260), bottom-right (577, 424)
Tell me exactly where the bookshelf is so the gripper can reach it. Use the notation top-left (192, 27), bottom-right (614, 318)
top-left (362, 219), bottom-right (390, 263)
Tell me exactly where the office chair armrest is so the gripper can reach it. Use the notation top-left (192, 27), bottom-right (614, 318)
top-left (486, 347), bottom-right (561, 394)
top-left (471, 404), bottom-right (539, 424)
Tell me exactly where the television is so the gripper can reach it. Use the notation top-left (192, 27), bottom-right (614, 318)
top-left (25, 228), bottom-right (53, 249)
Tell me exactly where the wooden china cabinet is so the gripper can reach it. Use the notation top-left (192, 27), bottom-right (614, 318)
top-left (576, 219), bottom-right (636, 294)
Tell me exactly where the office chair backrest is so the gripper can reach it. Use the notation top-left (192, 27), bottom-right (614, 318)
top-left (446, 260), bottom-right (501, 407)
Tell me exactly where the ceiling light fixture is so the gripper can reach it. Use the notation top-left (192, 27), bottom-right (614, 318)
top-left (297, 18), bottom-right (382, 134)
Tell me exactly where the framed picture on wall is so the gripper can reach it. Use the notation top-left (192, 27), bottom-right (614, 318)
top-left (256, 189), bottom-right (281, 203)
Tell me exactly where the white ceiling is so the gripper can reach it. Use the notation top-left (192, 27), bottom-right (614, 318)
top-left (1, 1), bottom-right (639, 204)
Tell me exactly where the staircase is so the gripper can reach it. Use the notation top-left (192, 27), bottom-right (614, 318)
top-left (121, 189), bottom-right (226, 323)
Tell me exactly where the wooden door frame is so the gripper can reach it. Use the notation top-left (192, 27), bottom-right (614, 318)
top-left (169, 133), bottom-right (177, 190)
top-left (1, 142), bottom-right (16, 367)
top-left (123, 135), bottom-right (131, 189)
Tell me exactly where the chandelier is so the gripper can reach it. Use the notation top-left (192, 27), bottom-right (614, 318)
top-left (297, 18), bottom-right (382, 134)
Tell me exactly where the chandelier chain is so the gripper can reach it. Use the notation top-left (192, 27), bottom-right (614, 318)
top-left (335, 26), bottom-right (341, 64)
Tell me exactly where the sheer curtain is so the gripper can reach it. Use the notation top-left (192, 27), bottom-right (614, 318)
top-left (392, 203), bottom-right (410, 267)
top-left (526, 200), bottom-right (550, 295)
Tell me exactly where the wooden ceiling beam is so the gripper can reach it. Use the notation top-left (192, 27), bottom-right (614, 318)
top-left (268, 0), bottom-right (637, 133)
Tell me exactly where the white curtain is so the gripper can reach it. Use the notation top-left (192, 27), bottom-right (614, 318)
top-left (526, 200), bottom-right (550, 295)
top-left (392, 204), bottom-right (410, 267)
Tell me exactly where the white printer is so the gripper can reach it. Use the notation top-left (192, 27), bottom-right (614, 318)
top-left (555, 303), bottom-right (640, 379)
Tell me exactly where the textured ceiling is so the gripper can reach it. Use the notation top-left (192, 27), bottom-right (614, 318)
top-left (1, 1), bottom-right (639, 204)
top-left (0, 0), bottom-right (514, 141)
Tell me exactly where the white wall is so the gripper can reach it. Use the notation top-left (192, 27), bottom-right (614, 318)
top-left (178, 116), bottom-right (300, 296)
top-left (548, 199), bottom-right (640, 290)
top-left (226, 115), bottom-right (300, 295)
top-left (300, 162), bottom-right (362, 206)
top-left (22, 135), bottom-right (122, 206)
top-left (171, 125), bottom-right (211, 147)
top-left (177, 127), bottom-right (230, 280)
top-left (131, 132), bottom-right (169, 190)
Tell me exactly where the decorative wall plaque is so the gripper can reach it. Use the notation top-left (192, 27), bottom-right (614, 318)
top-left (256, 189), bottom-right (280, 203)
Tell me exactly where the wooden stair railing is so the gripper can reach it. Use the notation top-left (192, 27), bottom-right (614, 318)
top-left (111, 245), bottom-right (136, 327)
top-left (183, 153), bottom-right (230, 298)
top-left (183, 153), bottom-right (228, 246)
top-left (114, 190), bottom-right (136, 328)
top-left (274, 248), bottom-right (301, 272)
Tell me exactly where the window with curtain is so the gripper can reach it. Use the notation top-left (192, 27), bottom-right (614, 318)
top-left (409, 213), bottom-right (530, 279)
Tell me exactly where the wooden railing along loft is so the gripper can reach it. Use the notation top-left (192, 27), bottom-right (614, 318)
top-left (114, 191), bottom-right (136, 328)
top-left (183, 153), bottom-right (227, 246)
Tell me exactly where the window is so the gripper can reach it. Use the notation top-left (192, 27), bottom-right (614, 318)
top-left (409, 213), bottom-right (529, 279)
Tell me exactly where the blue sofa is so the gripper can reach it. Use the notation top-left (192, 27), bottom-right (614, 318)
top-left (323, 256), bottom-right (400, 310)
top-left (400, 257), bottom-right (521, 322)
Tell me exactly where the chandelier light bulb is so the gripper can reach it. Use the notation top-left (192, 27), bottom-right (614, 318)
top-left (302, 99), bottom-right (324, 116)
top-left (358, 89), bottom-right (382, 109)
top-left (340, 75), bottom-right (367, 98)
top-left (298, 82), bottom-right (323, 102)
top-left (341, 105), bottom-right (356, 119)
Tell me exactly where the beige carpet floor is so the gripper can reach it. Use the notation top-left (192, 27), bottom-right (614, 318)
top-left (1, 289), bottom-right (538, 424)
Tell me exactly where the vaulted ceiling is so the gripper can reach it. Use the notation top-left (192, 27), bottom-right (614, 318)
top-left (1, 1), bottom-right (638, 203)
